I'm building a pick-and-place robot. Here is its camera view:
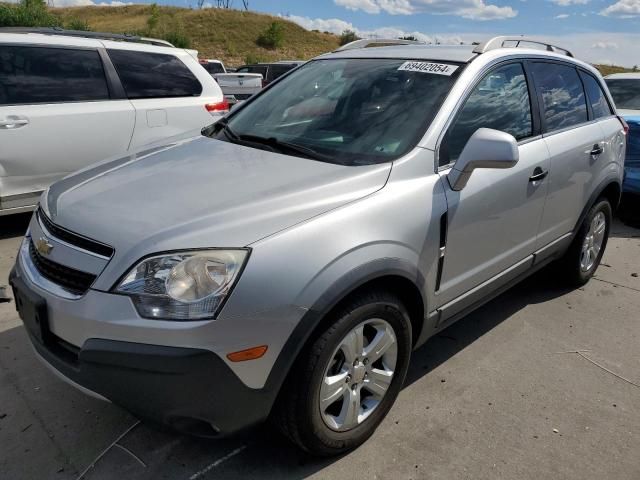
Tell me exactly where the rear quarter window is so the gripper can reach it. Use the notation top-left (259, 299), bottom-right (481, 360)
top-left (107, 49), bottom-right (202, 99)
top-left (580, 72), bottom-right (613, 119)
top-left (0, 45), bottom-right (109, 105)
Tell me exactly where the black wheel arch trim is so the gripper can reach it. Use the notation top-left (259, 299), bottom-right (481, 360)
top-left (572, 177), bottom-right (621, 239)
top-left (262, 258), bottom-right (427, 411)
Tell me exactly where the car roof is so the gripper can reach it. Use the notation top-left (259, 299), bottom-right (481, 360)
top-left (319, 44), bottom-right (477, 63)
top-left (605, 72), bottom-right (640, 80)
top-left (0, 30), bottom-right (178, 52)
top-left (315, 37), bottom-right (599, 72)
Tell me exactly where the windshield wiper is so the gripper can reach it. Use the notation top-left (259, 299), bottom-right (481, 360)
top-left (237, 134), bottom-right (329, 161)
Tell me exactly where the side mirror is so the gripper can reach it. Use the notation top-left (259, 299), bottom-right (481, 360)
top-left (447, 128), bottom-right (519, 191)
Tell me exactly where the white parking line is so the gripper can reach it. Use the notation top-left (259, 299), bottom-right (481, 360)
top-left (188, 445), bottom-right (248, 480)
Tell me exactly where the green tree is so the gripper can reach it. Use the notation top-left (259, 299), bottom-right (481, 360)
top-left (256, 22), bottom-right (284, 49)
top-left (147, 3), bottom-right (160, 32)
top-left (339, 29), bottom-right (359, 46)
top-left (0, 0), bottom-right (60, 28)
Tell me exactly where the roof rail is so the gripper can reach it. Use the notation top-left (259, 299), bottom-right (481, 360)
top-left (0, 27), bottom-right (175, 48)
top-left (473, 36), bottom-right (573, 57)
top-left (335, 38), bottom-right (426, 52)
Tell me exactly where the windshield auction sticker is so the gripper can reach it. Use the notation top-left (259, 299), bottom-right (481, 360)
top-left (398, 61), bottom-right (459, 76)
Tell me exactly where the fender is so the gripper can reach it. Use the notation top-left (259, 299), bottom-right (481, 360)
top-left (571, 176), bottom-right (621, 239)
top-left (257, 257), bottom-right (427, 413)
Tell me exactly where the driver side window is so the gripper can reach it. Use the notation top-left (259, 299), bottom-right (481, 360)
top-left (440, 63), bottom-right (533, 166)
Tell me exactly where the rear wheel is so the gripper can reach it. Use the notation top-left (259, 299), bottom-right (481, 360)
top-left (274, 290), bottom-right (412, 456)
top-left (559, 198), bottom-right (611, 286)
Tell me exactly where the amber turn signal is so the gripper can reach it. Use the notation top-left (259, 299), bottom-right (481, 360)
top-left (226, 345), bottom-right (268, 362)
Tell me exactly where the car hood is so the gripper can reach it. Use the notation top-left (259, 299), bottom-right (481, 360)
top-left (44, 135), bottom-right (390, 262)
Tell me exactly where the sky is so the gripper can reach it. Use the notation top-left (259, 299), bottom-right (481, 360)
top-left (45, 0), bottom-right (640, 67)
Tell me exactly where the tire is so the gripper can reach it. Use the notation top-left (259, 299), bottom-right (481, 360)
top-left (560, 198), bottom-right (612, 286)
top-left (274, 290), bottom-right (412, 456)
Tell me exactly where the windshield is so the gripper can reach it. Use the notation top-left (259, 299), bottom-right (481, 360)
top-left (605, 79), bottom-right (640, 110)
top-left (212, 58), bottom-right (460, 165)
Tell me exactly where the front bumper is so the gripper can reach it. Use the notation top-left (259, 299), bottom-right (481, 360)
top-left (9, 266), bottom-right (276, 437)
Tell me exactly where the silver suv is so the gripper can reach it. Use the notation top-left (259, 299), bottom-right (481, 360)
top-left (10, 37), bottom-right (626, 456)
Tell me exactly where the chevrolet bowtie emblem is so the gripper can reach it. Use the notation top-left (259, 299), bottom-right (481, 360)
top-left (35, 237), bottom-right (54, 256)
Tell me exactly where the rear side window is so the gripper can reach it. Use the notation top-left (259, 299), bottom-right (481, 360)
top-left (202, 62), bottom-right (225, 74)
top-left (237, 65), bottom-right (267, 77)
top-left (442, 63), bottom-right (533, 165)
top-left (268, 64), bottom-right (295, 81)
top-left (580, 72), bottom-right (612, 119)
top-left (532, 62), bottom-right (587, 132)
top-left (0, 46), bottom-right (109, 105)
top-left (107, 50), bottom-right (202, 99)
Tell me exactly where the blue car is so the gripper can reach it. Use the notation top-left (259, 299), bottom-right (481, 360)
top-left (605, 73), bottom-right (640, 195)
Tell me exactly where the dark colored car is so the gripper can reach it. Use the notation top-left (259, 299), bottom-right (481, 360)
top-left (235, 61), bottom-right (304, 87)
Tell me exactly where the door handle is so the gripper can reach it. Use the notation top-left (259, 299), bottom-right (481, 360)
top-left (590, 144), bottom-right (603, 156)
top-left (529, 167), bottom-right (548, 183)
top-left (0, 118), bottom-right (29, 129)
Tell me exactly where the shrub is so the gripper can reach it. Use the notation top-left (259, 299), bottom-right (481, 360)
top-left (147, 3), bottom-right (160, 32)
top-left (162, 30), bottom-right (190, 48)
top-left (66, 18), bottom-right (90, 31)
top-left (244, 53), bottom-right (263, 65)
top-left (141, 5), bottom-right (191, 49)
top-left (0, 0), bottom-right (60, 28)
top-left (256, 22), bottom-right (284, 49)
top-left (339, 29), bottom-right (359, 46)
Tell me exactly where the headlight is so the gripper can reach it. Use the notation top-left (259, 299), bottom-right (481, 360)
top-left (115, 249), bottom-right (249, 321)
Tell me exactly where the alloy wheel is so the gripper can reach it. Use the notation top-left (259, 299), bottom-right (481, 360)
top-left (580, 211), bottom-right (606, 272)
top-left (319, 319), bottom-right (398, 432)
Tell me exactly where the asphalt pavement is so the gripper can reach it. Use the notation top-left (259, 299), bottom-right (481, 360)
top-left (1, 211), bottom-right (639, 480)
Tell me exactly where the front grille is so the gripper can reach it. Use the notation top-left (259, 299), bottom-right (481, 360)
top-left (28, 239), bottom-right (96, 295)
top-left (38, 210), bottom-right (114, 258)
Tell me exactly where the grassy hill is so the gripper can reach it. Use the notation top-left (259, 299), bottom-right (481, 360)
top-left (4, 3), bottom-right (635, 72)
top-left (52, 5), bottom-right (340, 67)
top-left (595, 64), bottom-right (635, 76)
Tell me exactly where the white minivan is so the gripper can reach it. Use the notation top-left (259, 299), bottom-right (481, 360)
top-left (0, 28), bottom-right (227, 216)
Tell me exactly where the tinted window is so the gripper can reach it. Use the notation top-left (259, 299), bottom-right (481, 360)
top-left (443, 63), bottom-right (532, 164)
top-left (605, 79), bottom-right (640, 110)
top-left (532, 63), bottom-right (587, 132)
top-left (217, 58), bottom-right (458, 165)
top-left (0, 46), bottom-right (108, 105)
top-left (268, 64), bottom-right (295, 81)
top-left (108, 50), bottom-right (202, 99)
top-left (237, 65), bottom-right (268, 77)
top-left (581, 72), bottom-right (612, 119)
top-left (202, 62), bottom-right (225, 74)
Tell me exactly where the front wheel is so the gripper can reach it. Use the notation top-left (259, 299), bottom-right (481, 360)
top-left (560, 198), bottom-right (612, 286)
top-left (274, 291), bottom-right (412, 456)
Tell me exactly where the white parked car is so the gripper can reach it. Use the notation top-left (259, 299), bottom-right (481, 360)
top-left (198, 58), bottom-right (262, 107)
top-left (0, 28), bottom-right (227, 216)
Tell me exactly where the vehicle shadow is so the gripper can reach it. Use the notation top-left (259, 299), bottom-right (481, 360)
top-left (404, 265), bottom-right (573, 389)
top-left (0, 212), bottom-right (30, 240)
top-left (0, 262), bottom-right (577, 479)
top-left (616, 193), bottom-right (640, 231)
